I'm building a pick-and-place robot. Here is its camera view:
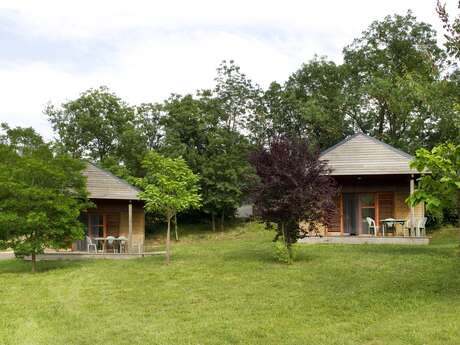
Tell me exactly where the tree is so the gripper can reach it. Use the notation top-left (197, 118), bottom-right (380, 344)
top-left (214, 60), bottom-right (261, 131)
top-left (162, 92), bottom-right (254, 228)
top-left (408, 143), bottom-right (460, 236)
top-left (248, 58), bottom-right (351, 149)
top-left (46, 86), bottom-right (162, 178)
top-left (343, 11), bottom-right (451, 153)
top-left (437, 0), bottom-right (460, 60)
top-left (200, 128), bottom-right (254, 231)
top-left (249, 136), bottom-right (338, 262)
top-left (135, 151), bottom-right (201, 264)
top-left (0, 124), bottom-right (90, 272)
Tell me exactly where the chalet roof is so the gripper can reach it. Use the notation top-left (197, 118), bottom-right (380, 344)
top-left (83, 162), bottom-right (140, 200)
top-left (319, 133), bottom-right (419, 176)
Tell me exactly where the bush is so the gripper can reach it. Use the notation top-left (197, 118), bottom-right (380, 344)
top-left (273, 242), bottom-right (299, 264)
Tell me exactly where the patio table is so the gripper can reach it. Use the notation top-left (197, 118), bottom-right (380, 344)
top-left (380, 219), bottom-right (406, 236)
top-left (92, 237), bottom-right (126, 253)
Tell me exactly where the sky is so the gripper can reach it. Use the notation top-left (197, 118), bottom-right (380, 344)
top-left (0, 0), bottom-right (457, 139)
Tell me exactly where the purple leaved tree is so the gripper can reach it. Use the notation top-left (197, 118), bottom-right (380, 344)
top-left (249, 136), bottom-right (338, 260)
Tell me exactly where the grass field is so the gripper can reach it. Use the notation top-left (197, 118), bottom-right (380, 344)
top-left (1, 223), bottom-right (460, 345)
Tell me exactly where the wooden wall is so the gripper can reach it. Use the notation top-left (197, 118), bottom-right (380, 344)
top-left (324, 175), bottom-right (424, 236)
top-left (85, 199), bottom-right (145, 246)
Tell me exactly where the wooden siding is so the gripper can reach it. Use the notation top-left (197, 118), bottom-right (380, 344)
top-left (83, 162), bottom-right (140, 200)
top-left (323, 175), bottom-right (425, 236)
top-left (86, 200), bottom-right (145, 246)
top-left (320, 133), bottom-right (418, 176)
top-left (378, 192), bottom-right (394, 220)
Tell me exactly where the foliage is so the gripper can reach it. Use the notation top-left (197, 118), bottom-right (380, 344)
top-left (46, 86), bottom-right (162, 177)
top-left (136, 151), bottom-right (201, 219)
top-left (249, 136), bottom-right (338, 260)
top-left (408, 143), bottom-right (460, 226)
top-left (437, 0), bottom-right (460, 60)
top-left (136, 151), bottom-right (201, 262)
top-left (161, 91), bottom-right (255, 227)
top-left (0, 124), bottom-right (90, 271)
top-left (342, 11), bottom-right (452, 153)
top-left (248, 57), bottom-right (350, 150)
top-left (214, 60), bottom-right (261, 131)
top-left (272, 242), bottom-right (300, 264)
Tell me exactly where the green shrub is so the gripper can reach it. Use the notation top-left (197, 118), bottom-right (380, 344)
top-left (273, 242), bottom-right (299, 264)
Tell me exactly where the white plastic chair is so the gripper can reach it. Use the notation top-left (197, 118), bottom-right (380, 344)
top-left (106, 236), bottom-right (116, 253)
top-left (86, 236), bottom-right (97, 253)
top-left (405, 218), bottom-right (420, 237)
top-left (417, 217), bottom-right (428, 237)
top-left (117, 236), bottom-right (128, 253)
top-left (365, 217), bottom-right (378, 236)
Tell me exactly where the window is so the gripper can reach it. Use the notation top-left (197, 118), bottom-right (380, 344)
top-left (89, 215), bottom-right (104, 238)
top-left (360, 194), bottom-right (376, 234)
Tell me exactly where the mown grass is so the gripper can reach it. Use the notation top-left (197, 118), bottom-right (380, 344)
top-left (1, 223), bottom-right (459, 345)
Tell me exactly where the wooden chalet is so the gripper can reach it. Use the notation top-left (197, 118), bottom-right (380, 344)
top-left (315, 133), bottom-right (426, 240)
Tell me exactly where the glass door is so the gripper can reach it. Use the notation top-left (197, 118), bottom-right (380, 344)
top-left (359, 194), bottom-right (376, 235)
top-left (343, 193), bottom-right (359, 235)
top-left (89, 214), bottom-right (104, 238)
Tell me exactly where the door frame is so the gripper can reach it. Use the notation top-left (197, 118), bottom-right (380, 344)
top-left (340, 192), bottom-right (380, 236)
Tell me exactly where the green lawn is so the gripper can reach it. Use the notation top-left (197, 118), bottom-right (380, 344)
top-left (1, 223), bottom-right (460, 345)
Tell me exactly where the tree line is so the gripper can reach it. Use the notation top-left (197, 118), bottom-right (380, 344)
top-left (1, 9), bottom-right (459, 269)
top-left (44, 11), bottom-right (459, 226)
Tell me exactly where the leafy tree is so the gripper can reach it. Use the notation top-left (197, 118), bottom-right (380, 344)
top-left (136, 151), bottom-right (201, 264)
top-left (249, 136), bottom-right (338, 262)
top-left (46, 86), bottom-right (164, 178)
top-left (408, 143), bottom-right (460, 232)
top-left (214, 60), bottom-right (261, 131)
top-left (283, 57), bottom-right (351, 149)
top-left (342, 12), bottom-right (451, 152)
top-left (200, 128), bottom-right (254, 231)
top-left (437, 0), bottom-right (460, 60)
top-left (162, 92), bottom-right (254, 227)
top-left (248, 58), bottom-right (351, 149)
top-left (0, 124), bottom-right (90, 272)
top-left (46, 86), bottom-right (135, 160)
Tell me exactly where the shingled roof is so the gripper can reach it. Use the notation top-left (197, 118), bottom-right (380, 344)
top-left (82, 162), bottom-right (140, 200)
top-left (320, 133), bottom-right (418, 176)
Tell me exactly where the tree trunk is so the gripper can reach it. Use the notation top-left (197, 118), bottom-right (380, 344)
top-left (31, 252), bottom-right (36, 273)
top-left (211, 213), bottom-right (216, 232)
top-left (174, 213), bottom-right (179, 241)
top-left (220, 211), bottom-right (225, 233)
top-left (166, 217), bottom-right (171, 265)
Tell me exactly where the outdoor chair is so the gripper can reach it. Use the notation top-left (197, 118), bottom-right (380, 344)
top-left (383, 219), bottom-right (396, 236)
top-left (86, 236), bottom-right (97, 253)
top-left (106, 236), bottom-right (117, 253)
top-left (365, 217), bottom-right (378, 236)
top-left (118, 236), bottom-right (128, 253)
top-left (404, 218), bottom-right (417, 237)
top-left (417, 217), bottom-right (428, 237)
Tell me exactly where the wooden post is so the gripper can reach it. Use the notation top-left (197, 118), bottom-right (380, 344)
top-left (410, 175), bottom-right (416, 237)
top-left (128, 200), bottom-right (133, 253)
top-left (339, 194), bottom-right (344, 236)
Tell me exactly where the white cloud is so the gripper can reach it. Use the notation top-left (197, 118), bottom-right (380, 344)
top-left (0, 0), bottom-right (455, 139)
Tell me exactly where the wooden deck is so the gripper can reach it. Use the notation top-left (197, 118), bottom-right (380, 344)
top-left (24, 251), bottom-right (166, 261)
top-left (298, 236), bottom-right (430, 245)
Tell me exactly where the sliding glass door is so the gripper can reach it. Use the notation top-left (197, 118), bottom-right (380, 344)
top-left (89, 214), bottom-right (104, 238)
top-left (343, 193), bottom-right (358, 235)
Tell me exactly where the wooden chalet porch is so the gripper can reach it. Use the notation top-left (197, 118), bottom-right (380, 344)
top-left (301, 133), bottom-right (430, 245)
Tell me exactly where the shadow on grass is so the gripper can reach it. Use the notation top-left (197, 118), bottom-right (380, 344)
top-left (0, 258), bottom-right (94, 274)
